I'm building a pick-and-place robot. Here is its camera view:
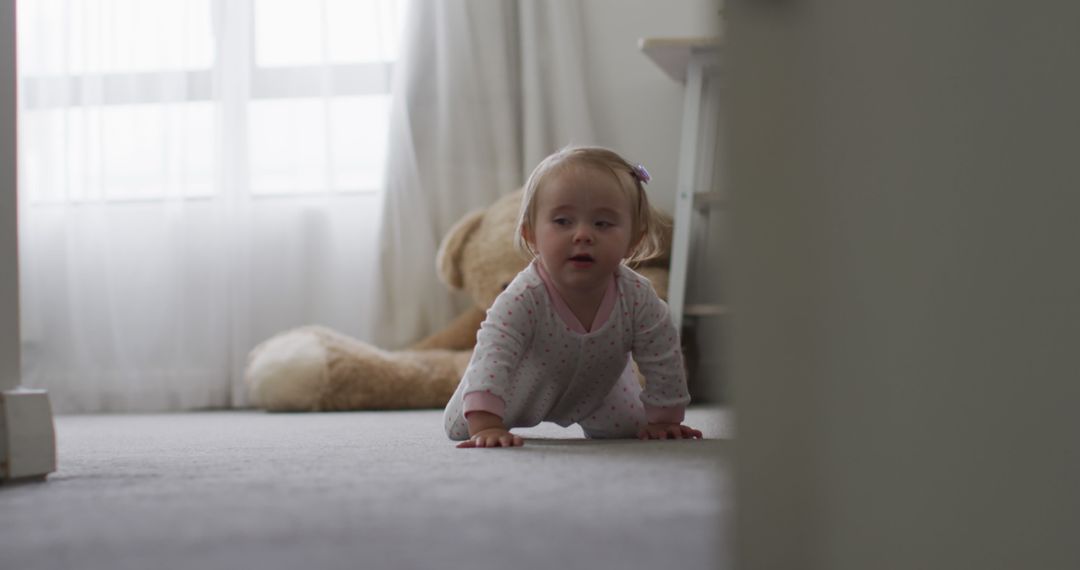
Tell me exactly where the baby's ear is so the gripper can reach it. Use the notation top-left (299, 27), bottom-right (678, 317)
top-left (520, 226), bottom-right (536, 254)
top-left (625, 232), bottom-right (645, 259)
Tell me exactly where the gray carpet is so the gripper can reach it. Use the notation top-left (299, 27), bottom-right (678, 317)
top-left (0, 407), bottom-right (732, 570)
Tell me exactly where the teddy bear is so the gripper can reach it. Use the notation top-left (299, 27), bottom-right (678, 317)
top-left (244, 188), bottom-right (672, 412)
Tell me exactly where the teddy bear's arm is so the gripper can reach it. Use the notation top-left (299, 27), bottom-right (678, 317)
top-left (409, 306), bottom-right (486, 351)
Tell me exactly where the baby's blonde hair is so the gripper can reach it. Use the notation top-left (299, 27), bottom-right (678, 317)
top-left (514, 146), bottom-right (668, 264)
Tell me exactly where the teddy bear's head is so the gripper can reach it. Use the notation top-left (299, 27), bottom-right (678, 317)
top-left (436, 190), bottom-right (528, 310)
top-left (436, 188), bottom-right (673, 311)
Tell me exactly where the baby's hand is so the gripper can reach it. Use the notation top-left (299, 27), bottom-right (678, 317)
top-left (638, 423), bottom-right (703, 441)
top-left (457, 427), bottom-right (524, 448)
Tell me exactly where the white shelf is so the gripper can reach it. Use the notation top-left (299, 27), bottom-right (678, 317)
top-left (639, 37), bottom-right (722, 83)
top-left (641, 36), bottom-right (723, 331)
top-left (684, 304), bottom-right (728, 317)
top-left (693, 191), bottom-right (726, 211)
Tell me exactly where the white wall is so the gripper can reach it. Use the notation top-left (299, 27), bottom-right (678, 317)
top-left (1, 0), bottom-right (20, 392)
top-left (729, 1), bottom-right (1080, 568)
top-left (581, 0), bottom-right (721, 214)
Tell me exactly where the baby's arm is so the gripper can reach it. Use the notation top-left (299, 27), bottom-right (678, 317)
top-left (456, 411), bottom-right (524, 448)
top-left (453, 280), bottom-right (536, 449)
top-left (630, 277), bottom-right (701, 439)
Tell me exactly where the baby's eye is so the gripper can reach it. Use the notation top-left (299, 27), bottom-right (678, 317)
top-left (553, 217), bottom-right (571, 226)
top-left (594, 220), bottom-right (614, 229)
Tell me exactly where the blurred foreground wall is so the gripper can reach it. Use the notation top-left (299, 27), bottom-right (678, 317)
top-left (727, 2), bottom-right (1080, 568)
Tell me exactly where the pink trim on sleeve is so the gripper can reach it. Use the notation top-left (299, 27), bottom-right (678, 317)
top-left (644, 404), bottom-right (685, 424)
top-left (463, 391), bottom-right (506, 419)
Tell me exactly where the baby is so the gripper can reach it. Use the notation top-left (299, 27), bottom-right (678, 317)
top-left (444, 146), bottom-right (702, 448)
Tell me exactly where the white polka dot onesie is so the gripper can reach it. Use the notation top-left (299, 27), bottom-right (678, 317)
top-left (443, 260), bottom-right (690, 440)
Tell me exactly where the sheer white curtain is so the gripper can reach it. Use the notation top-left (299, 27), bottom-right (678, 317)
top-left (17, 0), bottom-right (403, 412)
top-left (370, 0), bottom-right (596, 349)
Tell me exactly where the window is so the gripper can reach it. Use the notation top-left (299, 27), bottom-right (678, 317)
top-left (18, 0), bottom-right (403, 203)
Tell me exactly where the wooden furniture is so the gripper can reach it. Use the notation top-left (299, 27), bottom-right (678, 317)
top-left (640, 37), bottom-right (725, 331)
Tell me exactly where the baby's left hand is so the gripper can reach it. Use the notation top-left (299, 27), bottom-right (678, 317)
top-left (638, 422), bottom-right (703, 440)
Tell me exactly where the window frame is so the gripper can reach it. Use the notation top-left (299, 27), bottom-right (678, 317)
top-left (18, 0), bottom-right (398, 204)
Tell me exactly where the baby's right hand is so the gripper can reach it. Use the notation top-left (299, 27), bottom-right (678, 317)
top-left (457, 428), bottom-right (524, 448)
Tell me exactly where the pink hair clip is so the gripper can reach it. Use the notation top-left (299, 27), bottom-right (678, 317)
top-left (632, 164), bottom-right (651, 184)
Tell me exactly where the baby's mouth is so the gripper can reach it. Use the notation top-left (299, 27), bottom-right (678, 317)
top-left (569, 254), bottom-right (595, 262)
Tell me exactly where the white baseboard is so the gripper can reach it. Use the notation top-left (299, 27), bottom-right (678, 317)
top-left (0, 389), bottom-right (57, 483)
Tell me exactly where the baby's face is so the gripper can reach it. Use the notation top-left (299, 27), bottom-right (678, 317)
top-left (527, 165), bottom-right (634, 297)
